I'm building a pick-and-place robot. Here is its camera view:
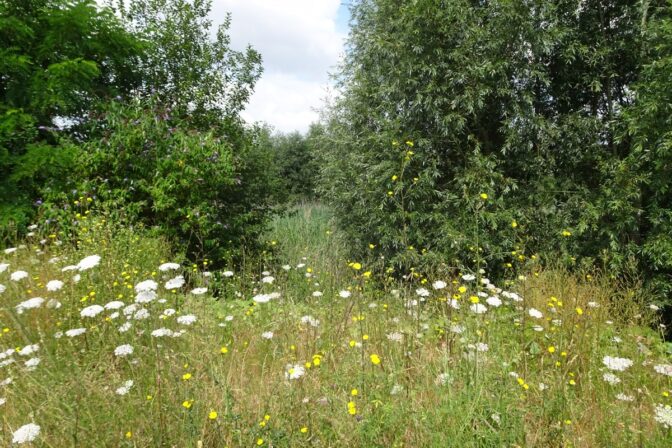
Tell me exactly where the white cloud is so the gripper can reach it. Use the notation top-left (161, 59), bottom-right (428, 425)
top-left (212, 0), bottom-right (346, 133)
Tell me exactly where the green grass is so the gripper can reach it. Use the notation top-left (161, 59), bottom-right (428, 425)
top-left (0, 204), bottom-right (671, 447)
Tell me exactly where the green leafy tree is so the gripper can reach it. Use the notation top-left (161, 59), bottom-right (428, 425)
top-left (0, 0), bottom-right (143, 235)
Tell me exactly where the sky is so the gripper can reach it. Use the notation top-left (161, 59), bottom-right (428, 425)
top-left (211, 1), bottom-right (350, 134)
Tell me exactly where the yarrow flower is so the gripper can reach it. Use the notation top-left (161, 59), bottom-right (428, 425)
top-left (177, 315), bottom-right (197, 325)
top-left (654, 364), bottom-right (672, 377)
top-left (77, 255), bottom-right (101, 271)
top-left (114, 344), bottom-right (134, 357)
top-left (151, 328), bottom-right (174, 337)
top-left (165, 275), bottom-right (185, 290)
top-left (654, 404), bottom-right (672, 428)
top-left (339, 290), bottom-right (351, 299)
top-left (528, 308), bottom-right (543, 319)
top-left (46, 280), bottom-right (64, 291)
top-left (285, 363), bottom-right (306, 380)
top-left (10, 271), bottom-right (28, 281)
top-left (461, 274), bottom-right (476, 282)
top-left (135, 279), bottom-right (158, 293)
top-left (12, 423), bottom-right (40, 444)
top-left (159, 262), bottom-right (180, 272)
top-left (602, 372), bottom-right (621, 385)
top-left (16, 297), bottom-right (45, 314)
top-left (261, 276), bottom-right (275, 284)
top-left (432, 280), bottom-right (447, 290)
top-left (65, 328), bottom-right (86, 337)
top-left (81, 304), bottom-right (104, 318)
top-left (190, 287), bottom-right (207, 295)
top-left (115, 380), bottom-right (134, 396)
top-left (602, 356), bottom-right (633, 372)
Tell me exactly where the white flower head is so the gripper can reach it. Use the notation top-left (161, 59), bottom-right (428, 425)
top-left (285, 363), bottom-right (305, 380)
top-left (528, 308), bottom-right (543, 319)
top-left (654, 364), bottom-right (672, 377)
top-left (12, 423), bottom-right (40, 444)
top-left (46, 280), bottom-right (64, 291)
top-left (115, 380), bottom-right (134, 396)
top-left (104, 301), bottom-right (125, 310)
top-left (300, 315), bottom-right (320, 327)
top-left (135, 290), bottom-right (157, 304)
top-left (191, 287), bottom-right (207, 295)
top-left (114, 344), bottom-right (134, 357)
top-left (135, 279), bottom-right (158, 293)
top-left (461, 274), bottom-right (476, 282)
top-left (77, 255), bottom-right (101, 271)
top-left (164, 275), bottom-right (185, 290)
top-left (16, 297), bottom-right (45, 314)
top-left (261, 331), bottom-right (274, 340)
top-left (0, 263), bottom-right (9, 273)
top-left (486, 296), bottom-right (502, 307)
top-left (432, 280), bottom-right (447, 290)
top-left (261, 276), bottom-right (275, 284)
top-left (10, 271), bottom-right (28, 282)
top-left (223, 270), bottom-right (234, 277)
top-left (18, 344), bottom-right (39, 356)
top-left (151, 328), bottom-right (174, 337)
top-left (177, 314), bottom-right (197, 325)
top-left (470, 303), bottom-right (487, 314)
top-left (65, 328), bottom-right (86, 337)
top-left (654, 404), bottom-right (672, 428)
top-left (80, 304), bottom-right (104, 318)
top-left (339, 290), bottom-right (351, 299)
top-left (602, 355), bottom-right (633, 372)
top-left (4, 247), bottom-right (17, 255)
top-left (158, 262), bottom-right (180, 272)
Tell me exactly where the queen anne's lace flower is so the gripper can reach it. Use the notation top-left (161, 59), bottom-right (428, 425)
top-left (77, 255), bottom-right (101, 271)
top-left (602, 356), bottom-right (633, 372)
top-left (12, 423), bottom-right (40, 444)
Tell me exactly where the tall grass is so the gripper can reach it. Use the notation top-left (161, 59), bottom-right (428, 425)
top-left (0, 204), bottom-right (670, 446)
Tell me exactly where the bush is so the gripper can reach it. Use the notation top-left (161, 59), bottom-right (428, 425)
top-left (74, 98), bottom-right (279, 265)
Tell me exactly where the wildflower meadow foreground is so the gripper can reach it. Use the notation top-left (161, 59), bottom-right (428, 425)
top-left (1, 204), bottom-right (671, 447)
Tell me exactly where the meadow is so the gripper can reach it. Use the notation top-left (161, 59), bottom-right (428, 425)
top-left (1, 203), bottom-right (671, 447)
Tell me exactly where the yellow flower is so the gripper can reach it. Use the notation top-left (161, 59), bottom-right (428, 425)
top-left (220, 346), bottom-right (228, 354)
top-left (548, 346), bottom-right (556, 354)
top-left (458, 286), bottom-right (467, 294)
top-left (575, 307), bottom-right (583, 316)
top-left (363, 271), bottom-right (372, 279)
top-left (209, 410), bottom-right (218, 420)
top-left (300, 427), bottom-right (308, 434)
top-left (351, 388), bottom-right (358, 396)
top-left (391, 175), bottom-right (398, 181)
top-left (405, 140), bottom-right (414, 147)
top-left (511, 220), bottom-right (518, 228)
top-left (370, 354), bottom-right (381, 365)
top-left (470, 296), bottom-right (479, 304)
top-left (182, 373), bottom-right (192, 381)
top-left (562, 230), bottom-right (572, 237)
top-left (125, 431), bottom-right (132, 439)
top-left (182, 400), bottom-right (193, 409)
top-left (347, 401), bottom-right (357, 415)
top-left (257, 438), bottom-right (264, 446)
top-left (480, 193), bottom-right (488, 200)
top-left (349, 262), bottom-right (362, 270)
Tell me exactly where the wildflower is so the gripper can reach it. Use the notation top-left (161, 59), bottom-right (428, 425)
top-left (151, 328), bottom-right (174, 337)
top-left (81, 305), bottom-right (104, 318)
top-left (548, 346), bottom-right (556, 354)
top-left (18, 344), bottom-right (39, 356)
top-left (46, 280), bottom-right (64, 291)
top-left (261, 331), bottom-right (274, 340)
top-left (654, 404), bottom-right (672, 428)
top-left (654, 364), bottom-right (672, 377)
top-left (435, 373), bottom-right (452, 386)
top-left (223, 270), bottom-right (234, 277)
top-left (135, 290), bottom-right (157, 303)
top-left (159, 262), bottom-right (180, 272)
top-left (300, 426), bottom-right (308, 433)
top-left (562, 230), bottom-right (572, 237)
top-left (10, 271), bottom-right (28, 281)
top-left (575, 307), bottom-right (583, 316)
top-left (116, 380), bottom-right (134, 396)
top-left (118, 322), bottom-right (132, 333)
top-left (105, 301), bottom-right (125, 310)
top-left (432, 280), bottom-right (447, 290)
top-left (370, 354), bottom-right (381, 365)
top-left (285, 364), bottom-right (306, 380)
top-left (177, 315), bottom-right (197, 325)
top-left (386, 332), bottom-right (403, 342)
top-left (133, 308), bottom-right (150, 320)
top-left (603, 373), bottom-right (621, 385)
top-left (0, 263), bottom-right (9, 272)
top-left (0, 284), bottom-right (5, 294)
top-left (208, 410), bottom-right (218, 420)
top-left (65, 328), bottom-right (86, 337)
top-left (77, 255), bottom-right (101, 271)
top-left (312, 291), bottom-right (323, 297)
top-left (24, 358), bottom-right (40, 369)
top-left (114, 344), bottom-right (134, 357)
top-left (511, 220), bottom-right (518, 228)
top-left (390, 384), bottom-right (404, 395)
top-left (16, 297), bottom-right (45, 314)
top-left (461, 274), bottom-right (476, 282)
top-left (182, 400), bottom-right (193, 409)
top-left (528, 308), bottom-right (543, 319)
top-left (191, 287), bottom-right (207, 295)
top-left (339, 290), bottom-right (351, 299)
top-left (12, 423), bottom-right (40, 444)
top-left (182, 373), bottom-right (192, 381)
top-left (486, 296), bottom-right (502, 307)
top-left (135, 280), bottom-right (158, 293)
top-left (257, 438), bottom-right (264, 446)
top-left (416, 288), bottom-right (430, 297)
top-left (602, 356), bottom-right (633, 372)
top-left (349, 262), bottom-right (362, 270)
top-left (616, 393), bottom-right (634, 402)
top-left (165, 275), bottom-right (185, 290)
top-left (253, 293), bottom-right (272, 303)
top-left (300, 315), bottom-right (320, 327)
top-left (480, 193), bottom-right (488, 200)
top-left (347, 401), bottom-right (357, 415)
top-left (470, 303), bottom-right (487, 314)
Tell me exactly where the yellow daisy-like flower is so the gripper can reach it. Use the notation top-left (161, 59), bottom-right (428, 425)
top-left (182, 400), bottom-right (193, 409)
top-left (209, 410), bottom-right (218, 420)
top-left (480, 193), bottom-right (488, 200)
top-left (370, 354), bottom-right (381, 365)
